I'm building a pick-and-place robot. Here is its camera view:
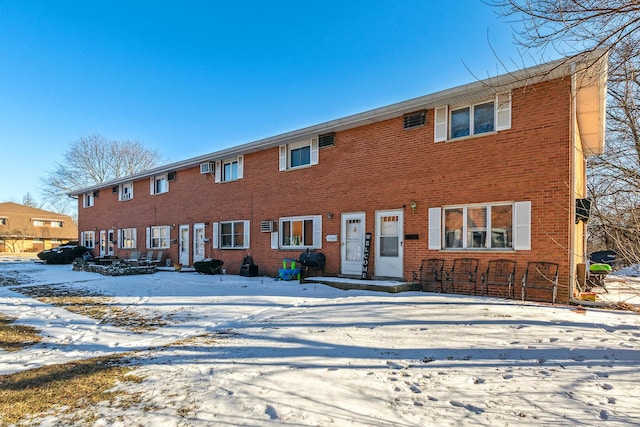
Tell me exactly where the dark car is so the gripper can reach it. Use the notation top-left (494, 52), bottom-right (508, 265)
top-left (37, 245), bottom-right (90, 264)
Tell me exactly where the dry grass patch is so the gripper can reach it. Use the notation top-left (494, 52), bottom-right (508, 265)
top-left (0, 313), bottom-right (41, 351)
top-left (12, 285), bottom-right (172, 332)
top-left (0, 354), bottom-right (143, 426)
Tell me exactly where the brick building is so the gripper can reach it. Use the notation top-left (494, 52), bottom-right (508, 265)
top-left (70, 53), bottom-right (607, 303)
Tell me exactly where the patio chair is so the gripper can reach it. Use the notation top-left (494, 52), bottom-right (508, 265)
top-left (416, 258), bottom-right (445, 292)
top-left (521, 261), bottom-right (559, 304)
top-left (124, 251), bottom-right (142, 265)
top-left (445, 258), bottom-right (479, 294)
top-left (480, 259), bottom-right (516, 298)
top-left (147, 251), bottom-right (163, 266)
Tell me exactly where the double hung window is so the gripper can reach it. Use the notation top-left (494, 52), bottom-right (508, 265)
top-left (119, 182), bottom-right (133, 201)
top-left (212, 220), bottom-right (250, 249)
top-left (215, 156), bottom-right (244, 183)
top-left (81, 231), bottom-right (96, 248)
top-left (146, 226), bottom-right (170, 249)
top-left (83, 192), bottom-right (94, 208)
top-left (150, 175), bottom-right (168, 195)
top-left (279, 215), bottom-right (322, 249)
top-left (119, 228), bottom-right (137, 249)
top-left (279, 138), bottom-right (319, 171)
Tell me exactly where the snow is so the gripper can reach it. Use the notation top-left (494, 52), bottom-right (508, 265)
top-left (1, 261), bottom-right (640, 426)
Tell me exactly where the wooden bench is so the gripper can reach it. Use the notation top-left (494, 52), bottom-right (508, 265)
top-left (480, 259), bottom-right (516, 298)
top-left (521, 261), bottom-right (559, 304)
top-left (445, 258), bottom-right (479, 295)
top-left (416, 258), bottom-right (445, 292)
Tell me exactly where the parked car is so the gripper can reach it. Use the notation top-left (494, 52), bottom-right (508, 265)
top-left (37, 245), bottom-right (90, 264)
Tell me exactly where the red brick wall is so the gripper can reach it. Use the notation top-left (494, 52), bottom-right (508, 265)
top-left (77, 78), bottom-right (575, 302)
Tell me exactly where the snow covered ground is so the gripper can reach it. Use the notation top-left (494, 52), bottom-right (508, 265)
top-left (1, 261), bottom-right (640, 426)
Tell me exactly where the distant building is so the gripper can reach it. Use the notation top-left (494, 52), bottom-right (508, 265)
top-left (0, 202), bottom-right (78, 253)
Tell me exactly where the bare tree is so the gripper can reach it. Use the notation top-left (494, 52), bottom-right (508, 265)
top-left (21, 192), bottom-right (43, 209)
top-left (40, 134), bottom-right (164, 216)
top-left (490, 1), bottom-right (640, 265)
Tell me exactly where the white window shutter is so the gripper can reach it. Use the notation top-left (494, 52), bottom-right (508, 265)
top-left (212, 222), bottom-right (219, 249)
top-left (80, 232), bottom-right (85, 246)
top-left (149, 177), bottom-right (154, 195)
top-left (434, 106), bottom-right (448, 142)
top-left (214, 161), bottom-right (221, 183)
top-left (243, 220), bottom-right (250, 248)
top-left (163, 226), bottom-right (171, 249)
top-left (237, 155), bottom-right (244, 179)
top-left (428, 207), bottom-right (442, 250)
top-left (496, 92), bottom-right (512, 131)
top-left (313, 215), bottom-right (322, 248)
top-left (145, 227), bottom-right (151, 249)
top-left (279, 145), bottom-right (287, 171)
top-left (513, 201), bottom-right (531, 250)
top-left (310, 137), bottom-right (319, 165)
top-left (270, 232), bottom-right (279, 250)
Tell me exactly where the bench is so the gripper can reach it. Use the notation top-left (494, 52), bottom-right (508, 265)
top-left (480, 259), bottom-right (516, 298)
top-left (445, 258), bottom-right (479, 295)
top-left (521, 261), bottom-right (559, 304)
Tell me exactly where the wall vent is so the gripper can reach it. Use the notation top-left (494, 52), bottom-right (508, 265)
top-left (318, 133), bottom-right (335, 148)
top-left (260, 220), bottom-right (275, 232)
top-left (403, 110), bottom-right (426, 129)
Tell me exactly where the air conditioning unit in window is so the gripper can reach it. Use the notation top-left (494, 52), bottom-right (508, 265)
top-left (260, 220), bottom-right (276, 232)
top-left (200, 162), bottom-right (214, 174)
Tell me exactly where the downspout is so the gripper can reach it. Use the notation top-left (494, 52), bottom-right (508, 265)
top-left (569, 64), bottom-right (578, 305)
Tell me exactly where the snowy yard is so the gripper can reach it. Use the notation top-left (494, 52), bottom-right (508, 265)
top-left (1, 260), bottom-right (640, 426)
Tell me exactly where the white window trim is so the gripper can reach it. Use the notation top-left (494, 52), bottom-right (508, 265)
top-left (150, 174), bottom-right (169, 195)
top-left (83, 192), bottom-right (94, 208)
top-left (119, 182), bottom-right (134, 201)
top-left (434, 92), bottom-right (511, 142)
top-left (119, 227), bottom-right (137, 249)
top-left (279, 138), bottom-right (319, 171)
top-left (428, 201), bottom-right (530, 251)
top-left (212, 220), bottom-right (250, 249)
top-left (215, 155), bottom-right (244, 183)
top-left (81, 231), bottom-right (96, 249)
top-left (145, 225), bottom-right (171, 249)
top-left (278, 215), bottom-right (322, 249)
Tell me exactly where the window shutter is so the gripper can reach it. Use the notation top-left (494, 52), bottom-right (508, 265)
top-left (513, 201), bottom-right (531, 250)
top-left (149, 177), bottom-right (154, 195)
top-left (271, 232), bottom-right (279, 250)
top-left (279, 145), bottom-right (287, 171)
top-left (313, 215), bottom-right (322, 248)
top-left (163, 226), bottom-right (171, 249)
top-left (215, 161), bottom-right (221, 183)
top-left (496, 92), bottom-right (512, 131)
top-left (243, 220), bottom-right (250, 248)
top-left (428, 207), bottom-right (442, 250)
top-left (434, 106), bottom-right (448, 142)
top-left (237, 155), bottom-right (244, 179)
top-left (310, 138), bottom-right (319, 165)
top-left (212, 222), bottom-right (219, 249)
top-left (145, 227), bottom-right (151, 249)
top-left (80, 232), bottom-right (85, 246)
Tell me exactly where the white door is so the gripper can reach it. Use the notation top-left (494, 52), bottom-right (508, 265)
top-left (374, 210), bottom-right (404, 278)
top-left (179, 224), bottom-right (190, 266)
top-left (107, 229), bottom-right (115, 256)
top-left (341, 212), bottom-right (366, 276)
top-left (193, 223), bottom-right (205, 263)
top-left (99, 230), bottom-right (106, 257)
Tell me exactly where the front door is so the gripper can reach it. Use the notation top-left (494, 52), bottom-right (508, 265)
top-left (374, 209), bottom-right (404, 278)
top-left (193, 223), bottom-right (205, 263)
top-left (99, 230), bottom-right (106, 257)
top-left (107, 229), bottom-right (115, 256)
top-left (179, 225), bottom-right (190, 266)
top-left (341, 212), bottom-right (366, 276)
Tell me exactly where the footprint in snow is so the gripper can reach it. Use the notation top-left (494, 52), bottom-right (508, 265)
top-left (264, 405), bottom-right (278, 420)
top-left (600, 410), bottom-right (609, 420)
top-left (409, 384), bottom-right (422, 393)
top-left (599, 383), bottom-right (613, 390)
top-left (449, 400), bottom-right (485, 414)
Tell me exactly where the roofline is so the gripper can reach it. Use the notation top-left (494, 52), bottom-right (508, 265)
top-left (69, 51), bottom-right (605, 196)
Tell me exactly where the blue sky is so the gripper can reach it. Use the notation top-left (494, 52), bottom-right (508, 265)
top-left (0, 1), bottom-right (542, 206)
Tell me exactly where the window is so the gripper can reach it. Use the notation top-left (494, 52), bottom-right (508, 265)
top-left (150, 175), bottom-right (168, 195)
top-left (119, 228), bottom-right (137, 249)
top-left (279, 215), bottom-right (322, 249)
top-left (83, 192), bottom-right (94, 208)
top-left (434, 92), bottom-right (511, 142)
top-left (81, 231), bottom-right (96, 248)
top-left (215, 156), bottom-right (244, 183)
top-left (146, 226), bottom-right (170, 249)
top-left (32, 220), bottom-right (45, 227)
top-left (212, 220), bottom-right (250, 249)
top-left (0, 217), bottom-right (6, 225)
top-left (279, 138), bottom-right (319, 171)
top-left (50, 221), bottom-right (63, 228)
top-left (428, 202), bottom-right (530, 250)
top-left (119, 182), bottom-right (133, 201)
